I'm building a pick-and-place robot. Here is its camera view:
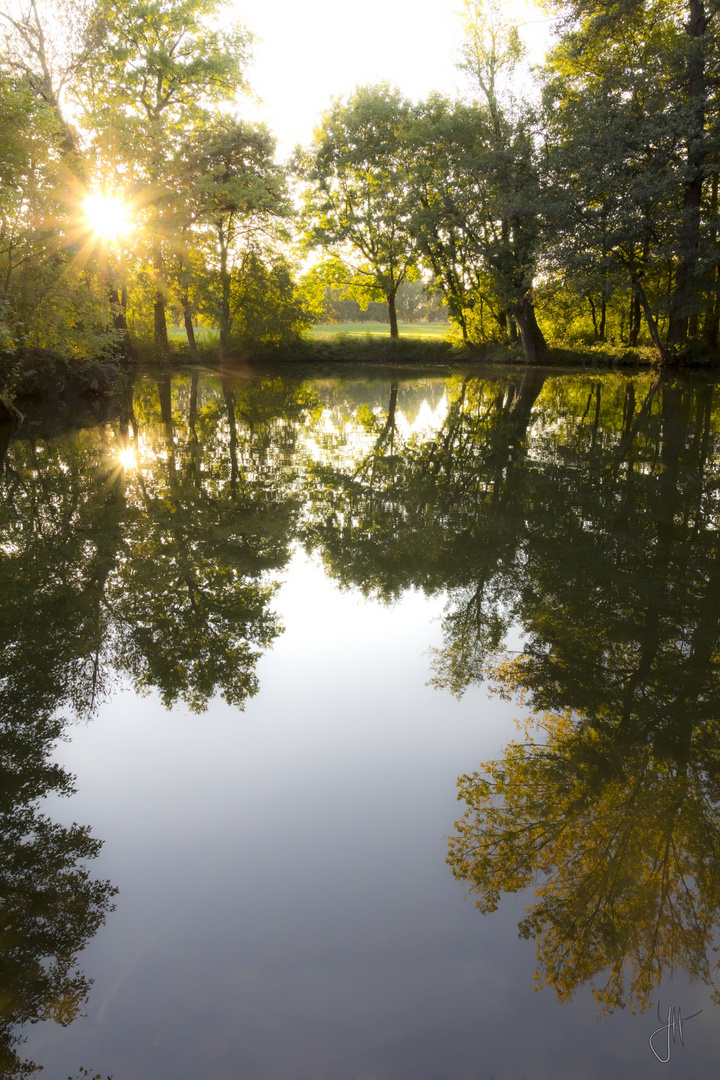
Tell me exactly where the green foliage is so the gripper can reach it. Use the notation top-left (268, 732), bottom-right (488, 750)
top-left (299, 83), bottom-right (419, 336)
top-left (227, 251), bottom-right (315, 352)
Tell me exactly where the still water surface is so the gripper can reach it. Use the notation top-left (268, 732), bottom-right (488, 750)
top-left (2, 365), bottom-right (720, 1078)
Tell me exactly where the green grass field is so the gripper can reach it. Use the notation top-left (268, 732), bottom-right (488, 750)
top-left (308, 321), bottom-right (450, 339)
top-left (168, 325), bottom-right (218, 342)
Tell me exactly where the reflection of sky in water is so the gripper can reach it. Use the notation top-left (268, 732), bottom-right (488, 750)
top-left (27, 548), bottom-right (720, 1080)
top-left (6, 369), bottom-right (720, 1079)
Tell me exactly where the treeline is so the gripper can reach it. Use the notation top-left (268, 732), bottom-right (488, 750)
top-left (2, 0), bottom-right (720, 377)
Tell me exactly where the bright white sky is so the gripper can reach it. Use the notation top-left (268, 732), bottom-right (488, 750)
top-left (234, 0), bottom-right (557, 158)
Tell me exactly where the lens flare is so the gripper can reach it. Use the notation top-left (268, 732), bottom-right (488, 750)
top-left (84, 192), bottom-right (133, 242)
top-left (118, 448), bottom-right (137, 469)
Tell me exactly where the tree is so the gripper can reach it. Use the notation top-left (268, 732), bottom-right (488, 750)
top-left (541, 0), bottom-right (720, 357)
top-left (456, 0), bottom-right (549, 361)
top-left (0, 0), bottom-right (103, 166)
top-left (300, 83), bottom-right (418, 340)
top-left (177, 117), bottom-right (292, 359)
top-left (79, 0), bottom-right (252, 351)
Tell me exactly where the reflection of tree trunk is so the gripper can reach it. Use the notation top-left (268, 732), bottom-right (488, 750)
top-left (158, 376), bottom-right (172, 430)
top-left (190, 370), bottom-right (199, 428)
top-left (188, 370), bottom-right (200, 489)
top-left (617, 377), bottom-right (661, 461)
top-left (692, 382), bottom-right (714, 492)
top-left (592, 383), bottom-right (602, 445)
top-left (387, 292), bottom-right (399, 340)
top-left (620, 381), bottom-right (683, 727)
top-left (511, 367), bottom-right (546, 433)
top-left (119, 377), bottom-right (138, 444)
top-left (0, 422), bottom-right (14, 476)
top-left (224, 389), bottom-right (239, 492)
top-left (378, 382), bottom-right (398, 445)
top-left (157, 375), bottom-right (176, 482)
top-left (622, 381), bottom-right (636, 439)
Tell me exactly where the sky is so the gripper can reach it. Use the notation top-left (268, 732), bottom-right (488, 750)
top-left (235, 0), bottom-right (557, 158)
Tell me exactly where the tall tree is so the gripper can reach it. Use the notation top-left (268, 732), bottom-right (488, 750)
top-left (79, 0), bottom-right (252, 351)
top-left (0, 0), bottom-right (102, 166)
top-left (177, 117), bottom-right (290, 359)
top-left (300, 83), bottom-right (417, 340)
top-left (542, 0), bottom-right (720, 357)
top-left (457, 0), bottom-right (549, 362)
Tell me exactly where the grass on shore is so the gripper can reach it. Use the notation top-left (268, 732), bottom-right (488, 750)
top-left (168, 322), bottom-right (450, 343)
top-left (308, 321), bottom-right (450, 339)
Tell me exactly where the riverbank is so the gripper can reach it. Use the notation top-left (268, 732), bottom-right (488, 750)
top-left (3, 333), bottom-right (717, 416)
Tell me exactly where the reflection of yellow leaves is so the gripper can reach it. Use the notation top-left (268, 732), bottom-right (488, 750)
top-left (449, 708), bottom-right (720, 1013)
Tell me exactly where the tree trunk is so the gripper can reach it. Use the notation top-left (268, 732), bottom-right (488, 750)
top-left (628, 285), bottom-right (642, 346)
top-left (599, 298), bottom-right (606, 341)
top-left (588, 296), bottom-right (599, 339)
top-left (180, 286), bottom-right (198, 362)
top-left (667, 0), bottom-right (707, 346)
top-left (219, 228), bottom-right (231, 361)
top-left (704, 173), bottom-right (719, 346)
top-left (108, 283), bottom-right (131, 356)
top-left (514, 296), bottom-right (549, 364)
top-left (153, 246), bottom-right (168, 353)
top-left (631, 270), bottom-right (672, 363)
top-left (387, 291), bottom-right (399, 340)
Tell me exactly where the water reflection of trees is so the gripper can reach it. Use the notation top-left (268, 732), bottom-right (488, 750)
top-left (0, 690), bottom-right (117, 1077)
top-left (0, 373), bottom-right (317, 716)
top-left (5, 368), bottom-right (720, 1026)
top-left (303, 370), bottom-right (720, 1012)
top-left (0, 372), bottom-right (317, 1073)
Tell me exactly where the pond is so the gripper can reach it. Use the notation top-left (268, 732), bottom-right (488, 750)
top-left (2, 364), bottom-right (720, 1079)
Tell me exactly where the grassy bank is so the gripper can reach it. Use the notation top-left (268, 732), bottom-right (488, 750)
top-left (308, 321), bottom-right (450, 339)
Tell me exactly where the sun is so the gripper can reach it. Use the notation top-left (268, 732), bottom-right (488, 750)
top-left (83, 192), bottom-right (133, 242)
top-left (118, 447), bottom-right (137, 469)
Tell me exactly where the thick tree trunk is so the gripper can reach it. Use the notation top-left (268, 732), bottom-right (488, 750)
top-left (514, 296), bottom-right (549, 364)
top-left (667, 0), bottom-right (707, 346)
top-left (704, 173), bottom-right (719, 346)
top-left (387, 292), bottom-right (399, 339)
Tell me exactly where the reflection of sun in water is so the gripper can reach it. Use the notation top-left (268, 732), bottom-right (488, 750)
top-left (118, 448), bottom-right (137, 469)
top-left (84, 192), bottom-right (133, 241)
